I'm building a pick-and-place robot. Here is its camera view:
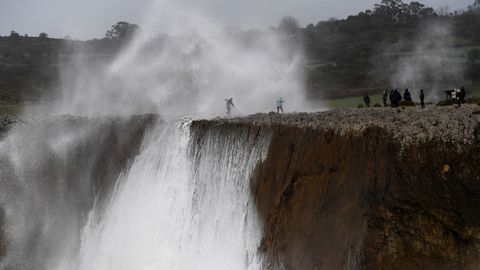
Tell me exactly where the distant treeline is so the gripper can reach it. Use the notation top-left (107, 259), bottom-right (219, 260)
top-left (296, 0), bottom-right (480, 98)
top-left (1, 0), bottom-right (480, 102)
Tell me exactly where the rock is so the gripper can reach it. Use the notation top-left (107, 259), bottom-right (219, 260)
top-left (195, 105), bottom-right (480, 269)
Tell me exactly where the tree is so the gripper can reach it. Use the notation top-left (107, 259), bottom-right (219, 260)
top-left (467, 0), bottom-right (480, 11)
top-left (372, 0), bottom-right (435, 25)
top-left (278, 16), bottom-right (300, 35)
top-left (39, 32), bottom-right (48, 39)
top-left (10, 31), bottom-right (20, 38)
top-left (407, 2), bottom-right (435, 17)
top-left (468, 48), bottom-right (480, 63)
top-left (437, 6), bottom-right (451, 16)
top-left (105, 21), bottom-right (140, 40)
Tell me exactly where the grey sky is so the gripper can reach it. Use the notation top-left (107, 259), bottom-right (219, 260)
top-left (0, 0), bottom-right (473, 39)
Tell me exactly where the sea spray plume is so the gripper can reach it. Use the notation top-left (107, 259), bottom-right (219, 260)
top-left (384, 20), bottom-right (464, 101)
top-left (50, 0), bottom-right (312, 117)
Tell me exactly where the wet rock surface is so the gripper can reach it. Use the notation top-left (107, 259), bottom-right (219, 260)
top-left (197, 105), bottom-right (480, 270)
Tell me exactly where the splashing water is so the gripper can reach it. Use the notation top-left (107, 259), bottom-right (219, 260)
top-left (45, 0), bottom-right (313, 117)
top-left (0, 118), bottom-right (272, 269)
top-left (2, 0), bottom-right (303, 269)
top-left (74, 119), bottom-right (271, 270)
top-left (0, 117), bottom-right (149, 269)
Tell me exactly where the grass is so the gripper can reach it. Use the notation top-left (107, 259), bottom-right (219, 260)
top-left (326, 94), bottom-right (384, 109)
top-left (326, 86), bottom-right (480, 109)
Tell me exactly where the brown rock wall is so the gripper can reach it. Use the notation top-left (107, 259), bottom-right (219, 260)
top-left (198, 107), bottom-right (480, 269)
top-left (250, 124), bottom-right (480, 270)
top-left (252, 126), bottom-right (394, 269)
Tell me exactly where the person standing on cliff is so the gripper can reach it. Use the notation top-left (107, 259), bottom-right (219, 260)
top-left (458, 86), bottom-right (466, 107)
top-left (389, 90), bottom-right (394, 107)
top-left (420, 89), bottom-right (425, 108)
top-left (382, 89), bottom-right (388, 107)
top-left (224, 98), bottom-right (235, 115)
top-left (392, 89), bottom-right (402, 107)
top-left (276, 97), bottom-right (285, 113)
top-left (363, 92), bottom-right (371, 108)
top-left (403, 89), bottom-right (412, 101)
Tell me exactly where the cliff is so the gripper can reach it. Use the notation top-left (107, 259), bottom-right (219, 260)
top-left (1, 105), bottom-right (480, 269)
top-left (195, 105), bottom-right (480, 269)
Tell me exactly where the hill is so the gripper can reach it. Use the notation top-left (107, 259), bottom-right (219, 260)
top-left (0, 0), bottom-right (480, 106)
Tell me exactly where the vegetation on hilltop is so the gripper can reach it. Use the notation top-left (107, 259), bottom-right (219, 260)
top-left (299, 0), bottom-right (480, 98)
top-left (0, 0), bottom-right (479, 105)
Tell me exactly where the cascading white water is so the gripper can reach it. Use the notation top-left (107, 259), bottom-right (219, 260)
top-left (71, 119), bottom-right (271, 270)
top-left (0, 116), bottom-right (160, 270)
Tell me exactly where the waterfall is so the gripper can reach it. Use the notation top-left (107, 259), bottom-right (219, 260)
top-left (0, 117), bottom-right (271, 270)
top-left (76, 119), bottom-right (271, 270)
top-left (0, 117), bottom-right (131, 270)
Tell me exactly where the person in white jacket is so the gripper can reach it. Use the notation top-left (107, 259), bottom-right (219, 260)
top-left (452, 88), bottom-right (458, 103)
top-left (276, 97), bottom-right (285, 113)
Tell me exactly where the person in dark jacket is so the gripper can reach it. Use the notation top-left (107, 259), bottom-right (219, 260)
top-left (224, 98), bottom-right (235, 115)
top-left (364, 92), bottom-right (371, 108)
top-left (382, 89), bottom-right (388, 107)
top-left (389, 90), bottom-right (394, 107)
top-left (420, 89), bottom-right (425, 108)
top-left (403, 89), bottom-right (412, 101)
top-left (458, 86), bottom-right (466, 107)
top-left (392, 89), bottom-right (402, 107)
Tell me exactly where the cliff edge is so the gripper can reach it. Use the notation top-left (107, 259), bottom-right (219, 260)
top-left (195, 105), bottom-right (480, 270)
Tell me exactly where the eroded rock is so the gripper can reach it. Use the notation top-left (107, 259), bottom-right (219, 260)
top-left (197, 105), bottom-right (480, 269)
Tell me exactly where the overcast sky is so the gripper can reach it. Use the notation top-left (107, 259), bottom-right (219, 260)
top-left (0, 0), bottom-right (473, 39)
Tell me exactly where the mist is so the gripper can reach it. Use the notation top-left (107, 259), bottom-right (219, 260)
top-left (37, 0), bottom-right (316, 118)
top-left (372, 19), bottom-right (465, 101)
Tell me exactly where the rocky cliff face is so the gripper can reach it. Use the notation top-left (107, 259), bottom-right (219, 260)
top-left (2, 105), bottom-right (479, 269)
top-left (198, 105), bottom-right (480, 269)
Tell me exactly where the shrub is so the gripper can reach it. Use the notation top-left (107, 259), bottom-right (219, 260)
top-left (373, 103), bottom-right (382, 107)
top-left (399, 100), bottom-right (415, 107)
top-left (9, 31), bottom-right (20, 38)
top-left (357, 104), bottom-right (365, 108)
